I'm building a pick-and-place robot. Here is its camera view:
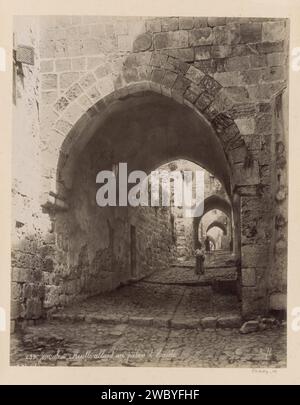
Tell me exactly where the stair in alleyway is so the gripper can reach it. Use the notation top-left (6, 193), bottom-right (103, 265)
top-left (144, 265), bottom-right (237, 284)
top-left (141, 259), bottom-right (238, 297)
top-left (173, 250), bottom-right (237, 269)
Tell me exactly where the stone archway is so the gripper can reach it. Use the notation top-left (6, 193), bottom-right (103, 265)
top-left (41, 50), bottom-right (258, 202)
top-left (40, 53), bottom-right (263, 319)
top-left (51, 89), bottom-right (238, 294)
top-left (200, 195), bottom-right (232, 217)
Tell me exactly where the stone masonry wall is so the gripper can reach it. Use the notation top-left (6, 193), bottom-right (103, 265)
top-left (11, 17), bottom-right (55, 331)
top-left (129, 206), bottom-right (174, 277)
top-left (45, 130), bottom-right (174, 310)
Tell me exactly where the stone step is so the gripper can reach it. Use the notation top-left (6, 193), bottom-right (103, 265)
top-left (141, 279), bottom-right (213, 287)
top-left (49, 312), bottom-right (243, 330)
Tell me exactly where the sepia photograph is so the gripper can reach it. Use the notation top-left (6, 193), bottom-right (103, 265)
top-left (9, 14), bottom-right (288, 368)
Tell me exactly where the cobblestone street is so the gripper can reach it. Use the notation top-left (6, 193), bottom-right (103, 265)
top-left (11, 267), bottom-right (286, 368)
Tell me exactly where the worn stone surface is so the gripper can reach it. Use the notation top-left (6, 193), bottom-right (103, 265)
top-left (241, 268), bottom-right (256, 287)
top-left (185, 65), bottom-right (205, 84)
top-left (41, 74), bottom-right (57, 90)
top-left (154, 31), bottom-right (189, 49)
top-left (269, 293), bottom-right (286, 311)
top-left (133, 33), bottom-right (152, 52)
top-left (46, 279), bottom-right (240, 325)
top-left (10, 270), bottom-right (286, 367)
top-left (240, 23), bottom-right (262, 43)
top-left (217, 315), bottom-right (242, 328)
top-left (189, 28), bottom-right (214, 46)
top-left (10, 319), bottom-right (286, 367)
top-left (179, 17), bottom-right (194, 30)
top-left (262, 21), bottom-right (287, 42)
top-left (201, 317), bottom-right (217, 329)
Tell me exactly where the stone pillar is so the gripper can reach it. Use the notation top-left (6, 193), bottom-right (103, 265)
top-left (267, 90), bottom-right (288, 313)
top-left (237, 185), bottom-right (271, 319)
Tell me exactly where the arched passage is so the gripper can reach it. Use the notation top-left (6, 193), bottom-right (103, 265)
top-left (201, 195), bottom-right (232, 218)
top-left (44, 56), bottom-right (257, 300)
top-left (57, 91), bottom-right (232, 196)
top-left (37, 28), bottom-right (266, 310)
top-left (50, 57), bottom-right (254, 202)
top-left (193, 195), bottom-right (233, 249)
top-left (196, 207), bottom-right (233, 252)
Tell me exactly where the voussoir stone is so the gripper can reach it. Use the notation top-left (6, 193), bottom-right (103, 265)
top-left (195, 45), bottom-right (211, 60)
top-left (185, 65), bottom-right (205, 84)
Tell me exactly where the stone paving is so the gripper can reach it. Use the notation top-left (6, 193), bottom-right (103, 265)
top-left (49, 279), bottom-right (240, 323)
top-left (10, 265), bottom-right (286, 368)
top-left (11, 321), bottom-right (286, 367)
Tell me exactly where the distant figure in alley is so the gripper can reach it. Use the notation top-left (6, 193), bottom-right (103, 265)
top-left (205, 236), bottom-right (211, 253)
top-left (195, 242), bottom-right (205, 275)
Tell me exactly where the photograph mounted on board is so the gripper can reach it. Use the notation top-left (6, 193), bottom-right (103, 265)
top-left (10, 15), bottom-right (288, 367)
